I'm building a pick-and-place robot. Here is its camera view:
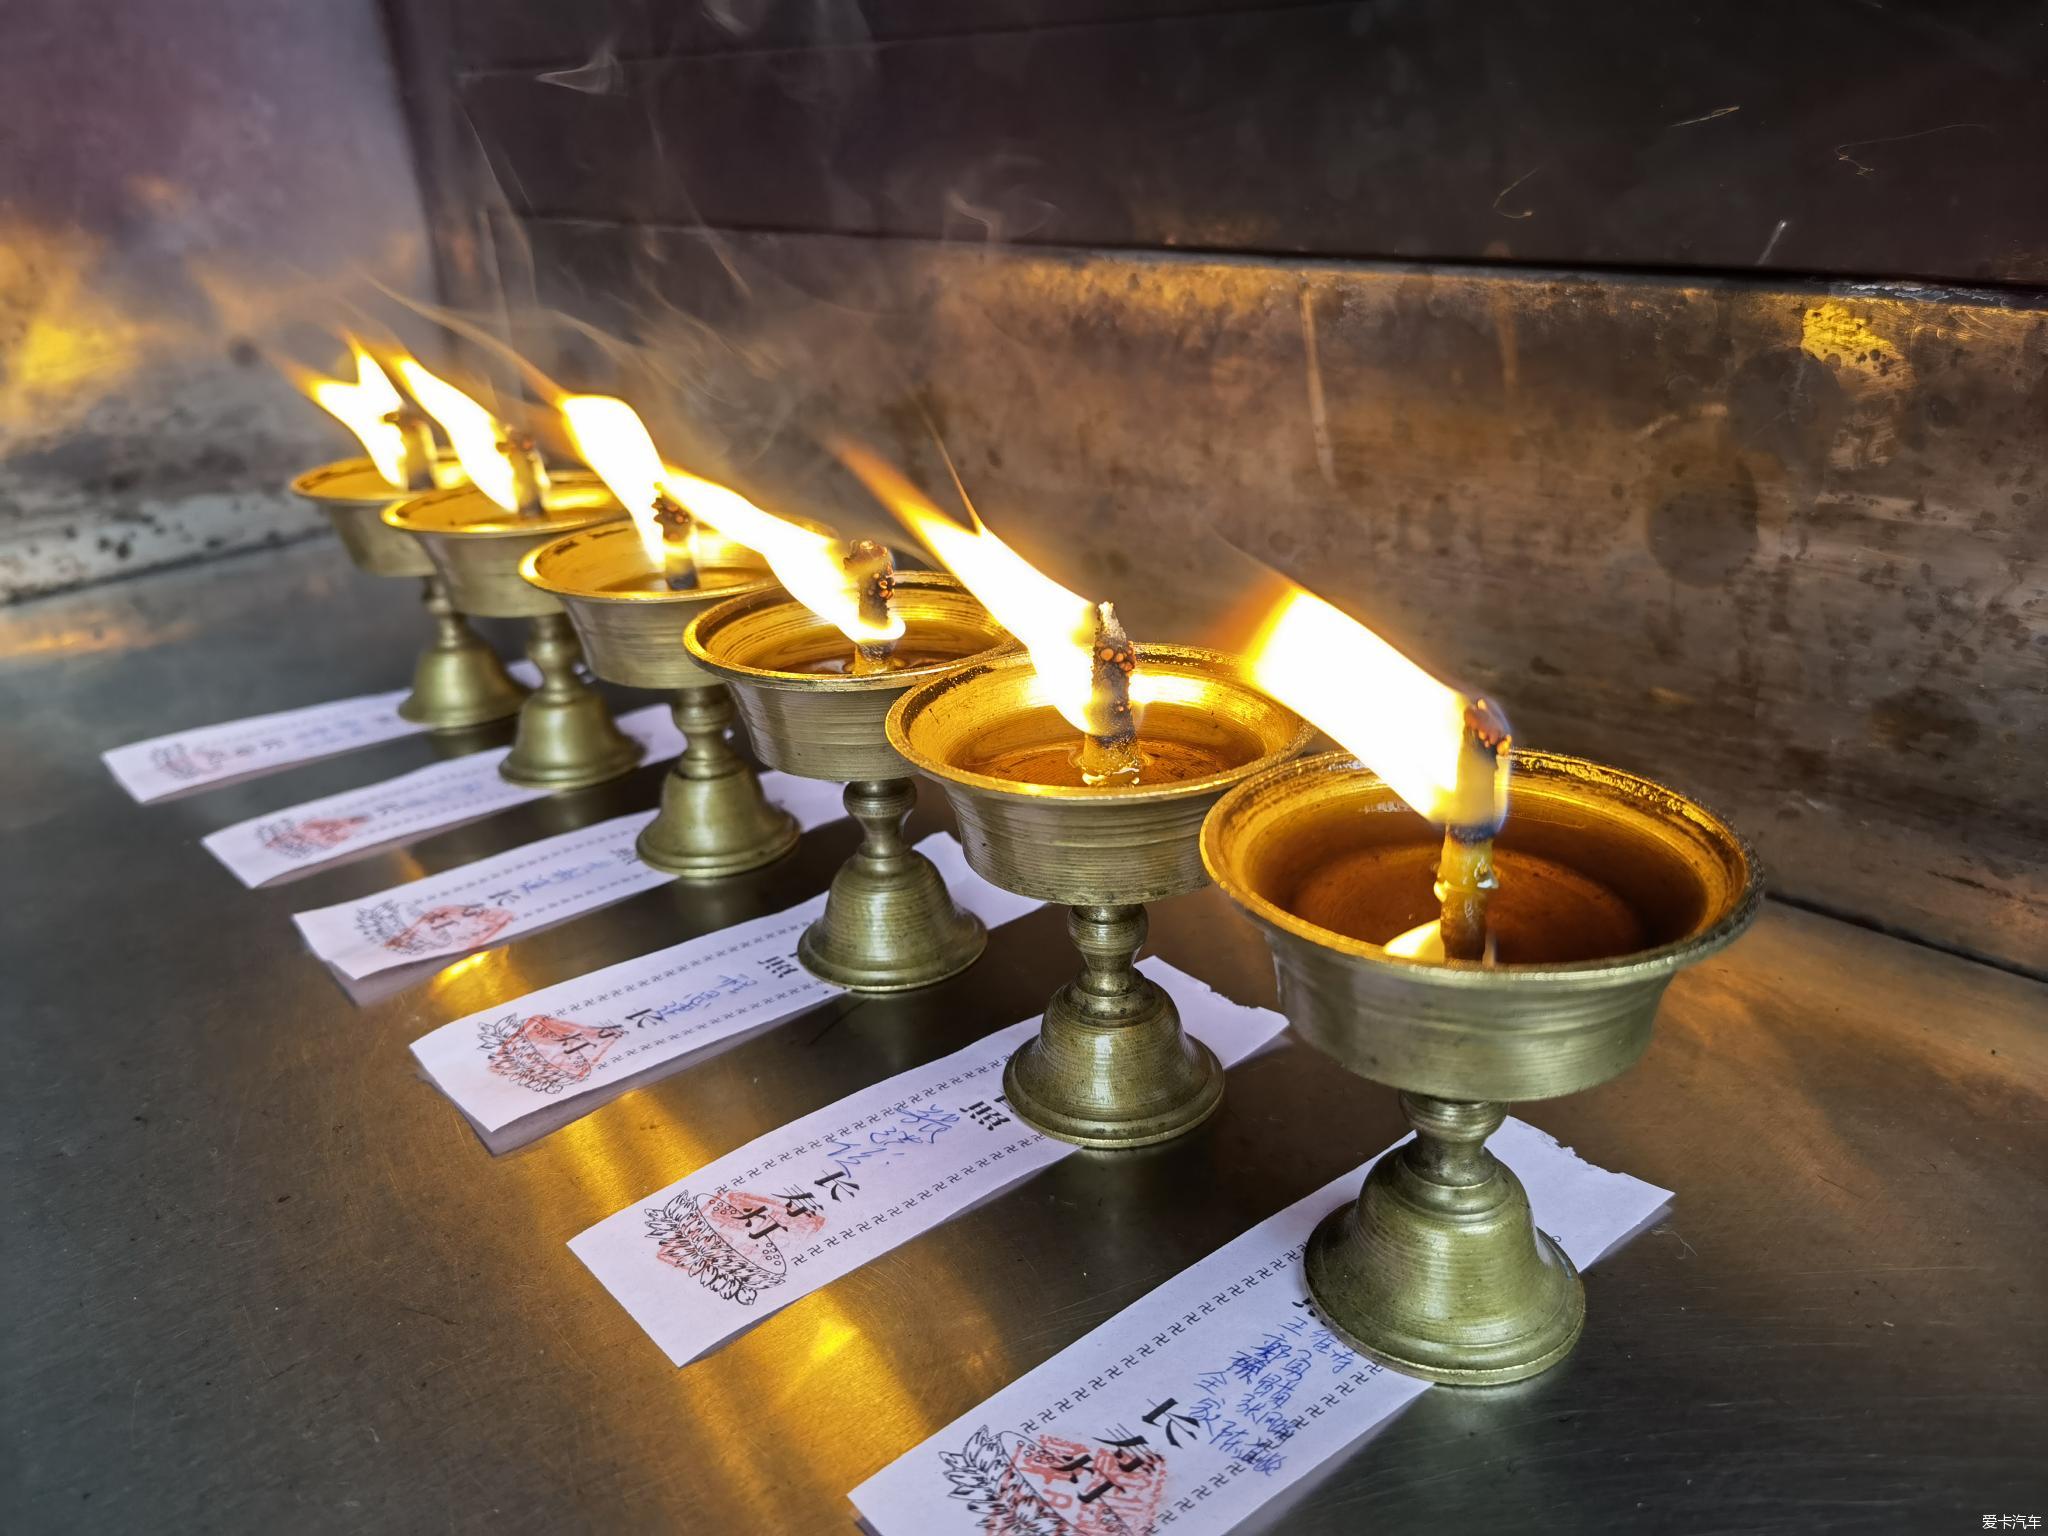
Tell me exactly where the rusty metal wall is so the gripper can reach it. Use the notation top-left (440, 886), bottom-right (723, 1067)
top-left (0, 0), bottom-right (432, 601)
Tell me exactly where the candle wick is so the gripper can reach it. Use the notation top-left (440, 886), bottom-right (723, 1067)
top-left (1436, 701), bottom-right (1511, 961)
top-left (1435, 827), bottom-right (1497, 962)
top-left (383, 406), bottom-right (437, 492)
top-left (498, 428), bottom-right (551, 518)
top-left (1076, 600), bottom-right (1141, 785)
top-left (652, 493), bottom-right (697, 589)
top-left (843, 538), bottom-right (900, 675)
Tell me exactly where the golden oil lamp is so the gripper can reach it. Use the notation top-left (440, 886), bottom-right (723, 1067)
top-left (685, 564), bottom-right (1013, 991)
top-left (846, 448), bottom-right (1312, 1147)
top-left (380, 360), bottom-right (641, 790)
top-left (287, 342), bottom-right (526, 730)
top-left (1199, 584), bottom-right (1762, 1385)
top-left (549, 418), bottom-right (1002, 989)
top-left (515, 396), bottom-right (797, 878)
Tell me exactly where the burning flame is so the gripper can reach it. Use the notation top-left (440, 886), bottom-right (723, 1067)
top-left (661, 466), bottom-right (904, 644)
top-left (303, 341), bottom-right (412, 488)
top-left (1246, 587), bottom-right (1509, 830)
top-left (838, 446), bottom-right (1105, 734)
top-left (394, 358), bottom-right (521, 511)
top-left (557, 392), bottom-right (894, 640)
top-left (558, 393), bottom-right (679, 567)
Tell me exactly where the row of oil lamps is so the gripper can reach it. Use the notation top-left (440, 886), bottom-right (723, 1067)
top-left (290, 344), bottom-right (1760, 1388)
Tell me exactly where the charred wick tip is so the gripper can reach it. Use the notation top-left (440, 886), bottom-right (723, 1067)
top-left (1087, 601), bottom-right (1138, 748)
top-left (843, 538), bottom-right (897, 630)
top-left (1092, 601), bottom-right (1135, 673)
top-left (842, 540), bottom-right (899, 674)
top-left (1464, 696), bottom-right (1512, 755)
top-left (652, 493), bottom-right (691, 542)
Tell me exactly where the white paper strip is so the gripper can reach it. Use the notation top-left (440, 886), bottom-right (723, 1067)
top-left (569, 959), bottom-right (1288, 1367)
top-left (411, 834), bottom-right (1045, 1142)
top-left (201, 701), bottom-right (680, 888)
top-left (853, 1119), bottom-right (1671, 1536)
top-left (102, 662), bottom-right (540, 803)
top-left (291, 773), bottom-right (848, 981)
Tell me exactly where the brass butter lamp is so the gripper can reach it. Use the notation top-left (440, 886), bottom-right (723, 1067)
top-left (888, 647), bottom-right (1312, 1147)
top-left (520, 522), bottom-right (798, 877)
top-left (836, 443), bottom-right (1311, 1146)
top-left (1199, 587), bottom-right (1762, 1384)
top-left (684, 572), bottom-right (1013, 991)
top-left (375, 359), bottom-right (646, 791)
top-left (288, 344), bottom-right (528, 730)
top-left (385, 472), bottom-right (642, 791)
top-left (291, 458), bottom-right (530, 730)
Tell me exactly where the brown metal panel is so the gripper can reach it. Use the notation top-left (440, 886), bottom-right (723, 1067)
top-left (438, 0), bottom-right (1283, 69)
top-left (445, 2), bottom-right (2048, 284)
top-left (494, 220), bottom-right (2046, 971)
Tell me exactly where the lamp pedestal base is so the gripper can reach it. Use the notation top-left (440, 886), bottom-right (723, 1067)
top-left (1305, 1093), bottom-right (1584, 1386)
top-left (500, 613), bottom-right (643, 791)
top-left (636, 686), bottom-right (800, 879)
top-left (797, 778), bottom-right (986, 992)
top-left (1004, 903), bottom-right (1224, 1150)
top-left (398, 576), bottom-right (529, 731)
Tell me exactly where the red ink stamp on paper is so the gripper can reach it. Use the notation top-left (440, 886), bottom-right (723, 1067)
top-left (645, 1188), bottom-right (830, 1307)
top-left (478, 1013), bottom-right (624, 1094)
top-left (379, 903), bottom-right (514, 956)
top-left (941, 1426), bottom-right (1169, 1536)
top-left (258, 815), bottom-right (371, 859)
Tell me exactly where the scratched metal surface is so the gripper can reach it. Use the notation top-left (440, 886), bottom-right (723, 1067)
top-left (3, 539), bottom-right (2044, 1534)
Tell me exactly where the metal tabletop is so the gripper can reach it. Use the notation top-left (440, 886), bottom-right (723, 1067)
top-left (4, 539), bottom-right (2044, 1534)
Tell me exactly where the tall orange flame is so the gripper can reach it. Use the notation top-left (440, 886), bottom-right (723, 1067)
top-left (394, 359), bottom-right (522, 511)
top-left (300, 341), bottom-right (411, 488)
top-left (558, 393), bottom-right (677, 568)
top-left (558, 393), bottom-right (900, 644)
top-left (1245, 586), bottom-right (1508, 830)
top-left (662, 465), bottom-right (903, 645)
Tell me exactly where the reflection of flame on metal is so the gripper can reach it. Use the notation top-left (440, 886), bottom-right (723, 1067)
top-left (1383, 914), bottom-right (1501, 963)
top-left (0, 222), bottom-right (163, 433)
